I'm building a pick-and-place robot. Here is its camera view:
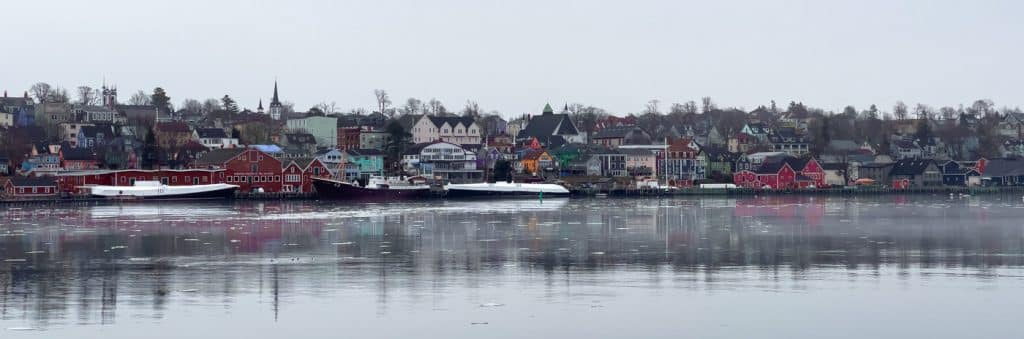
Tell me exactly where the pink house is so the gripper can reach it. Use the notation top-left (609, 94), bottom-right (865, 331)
top-left (621, 148), bottom-right (657, 178)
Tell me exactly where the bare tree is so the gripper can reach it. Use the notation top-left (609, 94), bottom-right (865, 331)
top-left (462, 100), bottom-right (482, 118)
top-left (427, 98), bottom-right (446, 116)
top-left (30, 82), bottom-right (53, 102)
top-left (350, 107), bottom-right (368, 115)
top-left (76, 86), bottom-right (99, 105)
top-left (701, 97), bottom-right (715, 113)
top-left (914, 103), bottom-right (935, 120)
top-left (181, 99), bottom-right (203, 113)
top-left (644, 99), bottom-right (660, 115)
top-left (49, 86), bottom-right (70, 103)
top-left (201, 98), bottom-right (220, 113)
top-left (314, 101), bottom-right (338, 115)
top-left (400, 97), bottom-right (422, 116)
top-left (129, 90), bottom-right (152, 105)
top-left (893, 101), bottom-right (908, 120)
top-left (939, 106), bottom-right (957, 120)
top-left (374, 89), bottom-right (392, 117)
top-left (969, 99), bottom-right (995, 116)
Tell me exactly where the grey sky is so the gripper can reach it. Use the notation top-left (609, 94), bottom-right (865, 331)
top-left (3, 0), bottom-right (1022, 117)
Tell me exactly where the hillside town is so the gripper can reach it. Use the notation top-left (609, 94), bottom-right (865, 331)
top-left (2, 82), bottom-right (1024, 198)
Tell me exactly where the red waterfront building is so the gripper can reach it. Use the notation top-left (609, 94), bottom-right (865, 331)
top-left (733, 156), bottom-right (824, 189)
top-left (281, 158), bottom-right (331, 193)
top-left (193, 148), bottom-right (283, 193)
top-left (54, 169), bottom-right (227, 194)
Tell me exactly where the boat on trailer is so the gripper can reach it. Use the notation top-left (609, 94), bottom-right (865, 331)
top-left (90, 181), bottom-right (238, 200)
top-left (313, 176), bottom-right (432, 201)
top-left (444, 182), bottom-right (570, 198)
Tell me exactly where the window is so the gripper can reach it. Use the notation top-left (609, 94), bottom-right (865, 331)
top-left (314, 167), bottom-right (320, 176)
top-left (173, 177), bottom-right (178, 183)
top-left (274, 176), bottom-right (280, 181)
top-left (161, 178), bottom-right (169, 185)
top-left (251, 164), bottom-right (258, 172)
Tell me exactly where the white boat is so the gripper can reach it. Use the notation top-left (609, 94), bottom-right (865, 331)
top-left (444, 182), bottom-right (570, 198)
top-left (90, 181), bottom-right (239, 200)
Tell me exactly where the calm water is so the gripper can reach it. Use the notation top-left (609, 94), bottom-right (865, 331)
top-left (2, 196), bottom-right (1024, 338)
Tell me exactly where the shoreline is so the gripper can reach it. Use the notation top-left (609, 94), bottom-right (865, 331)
top-left (3, 186), bottom-right (1024, 205)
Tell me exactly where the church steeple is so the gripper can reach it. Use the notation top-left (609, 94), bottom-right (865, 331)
top-left (268, 81), bottom-right (283, 120)
top-left (258, 99), bottom-right (264, 113)
top-left (271, 81), bottom-right (281, 105)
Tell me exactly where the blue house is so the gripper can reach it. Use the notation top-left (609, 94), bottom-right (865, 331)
top-left (940, 161), bottom-right (980, 186)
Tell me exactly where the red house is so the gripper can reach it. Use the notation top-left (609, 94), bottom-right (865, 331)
top-left (733, 157), bottom-right (824, 189)
top-left (61, 147), bottom-right (101, 170)
top-left (194, 148), bottom-right (283, 193)
top-left (2, 176), bottom-right (58, 198)
top-left (282, 158), bottom-right (331, 193)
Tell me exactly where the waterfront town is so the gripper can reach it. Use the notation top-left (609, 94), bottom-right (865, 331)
top-left (2, 82), bottom-right (1024, 199)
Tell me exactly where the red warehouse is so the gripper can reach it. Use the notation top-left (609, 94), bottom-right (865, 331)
top-left (194, 148), bottom-right (283, 193)
top-left (55, 169), bottom-right (227, 194)
top-left (281, 158), bottom-right (331, 193)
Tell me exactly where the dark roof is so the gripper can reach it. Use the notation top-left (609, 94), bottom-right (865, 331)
top-left (821, 163), bottom-right (846, 170)
top-left (195, 128), bottom-right (228, 138)
top-left (157, 122), bottom-right (190, 133)
top-left (80, 125), bottom-right (115, 138)
top-left (859, 162), bottom-right (894, 169)
top-left (427, 116), bottom-right (475, 129)
top-left (982, 158), bottom-right (1024, 177)
top-left (783, 157), bottom-right (811, 171)
top-left (890, 159), bottom-right (936, 176)
top-left (754, 160), bottom-right (790, 174)
top-left (194, 148), bottom-right (247, 165)
top-left (345, 148), bottom-right (384, 156)
top-left (8, 176), bottom-right (56, 187)
top-left (517, 111), bottom-right (579, 140)
top-left (592, 126), bottom-right (634, 139)
top-left (61, 147), bottom-right (99, 161)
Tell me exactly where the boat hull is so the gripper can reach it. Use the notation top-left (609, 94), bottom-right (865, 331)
top-left (92, 187), bottom-right (237, 200)
top-left (313, 178), bottom-right (431, 201)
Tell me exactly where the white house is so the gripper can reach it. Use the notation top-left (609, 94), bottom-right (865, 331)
top-left (410, 115), bottom-right (482, 145)
top-left (193, 128), bottom-right (239, 150)
top-left (402, 141), bottom-right (482, 183)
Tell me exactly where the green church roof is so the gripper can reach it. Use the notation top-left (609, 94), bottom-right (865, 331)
top-left (542, 103), bottom-right (554, 114)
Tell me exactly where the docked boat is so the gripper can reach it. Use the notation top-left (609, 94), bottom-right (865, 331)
top-left (90, 181), bottom-right (238, 200)
top-left (312, 176), bottom-right (432, 201)
top-left (444, 182), bottom-right (570, 198)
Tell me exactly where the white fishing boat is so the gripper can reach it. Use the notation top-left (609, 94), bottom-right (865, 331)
top-left (444, 182), bottom-right (570, 198)
top-left (90, 181), bottom-right (239, 200)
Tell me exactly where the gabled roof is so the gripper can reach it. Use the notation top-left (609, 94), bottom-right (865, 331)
top-left (890, 159), bottom-right (936, 176)
top-left (284, 157), bottom-right (321, 170)
top-left (517, 109), bottom-right (579, 140)
top-left (195, 128), bottom-right (228, 139)
top-left (194, 148), bottom-right (247, 165)
top-left (426, 116), bottom-right (475, 130)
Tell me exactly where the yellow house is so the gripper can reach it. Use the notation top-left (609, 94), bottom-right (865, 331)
top-left (521, 150), bottom-right (553, 175)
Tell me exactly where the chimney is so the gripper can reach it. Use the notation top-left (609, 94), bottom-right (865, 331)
top-left (23, 91), bottom-right (28, 99)
top-left (3, 90), bottom-right (6, 98)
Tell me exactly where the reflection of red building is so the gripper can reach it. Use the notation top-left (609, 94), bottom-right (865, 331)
top-left (734, 157), bottom-right (824, 189)
top-left (194, 148), bottom-right (283, 193)
top-left (282, 158), bottom-right (331, 193)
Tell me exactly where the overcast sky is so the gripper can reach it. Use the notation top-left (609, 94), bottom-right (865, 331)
top-left (3, 0), bottom-right (1022, 117)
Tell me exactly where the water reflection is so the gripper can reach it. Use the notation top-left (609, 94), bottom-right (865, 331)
top-left (1, 195), bottom-right (1023, 331)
